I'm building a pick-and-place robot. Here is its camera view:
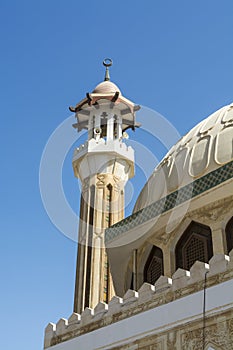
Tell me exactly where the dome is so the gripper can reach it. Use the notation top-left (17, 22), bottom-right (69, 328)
top-left (134, 103), bottom-right (233, 212)
top-left (92, 81), bottom-right (121, 94)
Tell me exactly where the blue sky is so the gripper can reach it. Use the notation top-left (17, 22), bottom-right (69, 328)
top-left (1, 1), bottom-right (233, 349)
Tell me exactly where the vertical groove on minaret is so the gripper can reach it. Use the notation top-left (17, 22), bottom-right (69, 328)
top-left (84, 185), bottom-right (95, 308)
top-left (103, 184), bottom-right (113, 303)
top-left (74, 189), bottom-right (89, 313)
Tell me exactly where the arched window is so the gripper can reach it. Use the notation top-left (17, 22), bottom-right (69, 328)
top-left (144, 246), bottom-right (164, 285)
top-left (226, 217), bottom-right (233, 254)
top-left (175, 221), bottom-right (213, 270)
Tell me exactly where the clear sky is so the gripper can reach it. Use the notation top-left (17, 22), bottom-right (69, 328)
top-left (1, 1), bottom-right (233, 349)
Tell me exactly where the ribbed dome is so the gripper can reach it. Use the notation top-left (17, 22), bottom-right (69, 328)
top-left (92, 81), bottom-right (121, 94)
top-left (134, 103), bottom-right (233, 212)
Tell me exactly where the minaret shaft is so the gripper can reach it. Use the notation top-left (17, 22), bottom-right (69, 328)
top-left (74, 173), bottom-right (124, 313)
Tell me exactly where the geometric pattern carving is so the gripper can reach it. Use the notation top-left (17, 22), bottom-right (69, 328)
top-left (184, 234), bottom-right (206, 270)
top-left (144, 246), bottom-right (164, 285)
top-left (147, 256), bottom-right (163, 284)
top-left (176, 221), bottom-right (213, 270)
top-left (106, 160), bottom-right (233, 242)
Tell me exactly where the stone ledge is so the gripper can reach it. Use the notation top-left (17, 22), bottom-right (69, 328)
top-left (44, 250), bottom-right (233, 349)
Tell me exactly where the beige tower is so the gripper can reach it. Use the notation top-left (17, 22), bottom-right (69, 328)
top-left (70, 59), bottom-right (140, 313)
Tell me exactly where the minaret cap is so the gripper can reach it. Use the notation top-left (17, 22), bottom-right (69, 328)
top-left (70, 59), bottom-right (141, 132)
top-left (92, 58), bottom-right (121, 94)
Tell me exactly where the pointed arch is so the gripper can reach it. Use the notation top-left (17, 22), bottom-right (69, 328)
top-left (144, 246), bottom-right (164, 285)
top-left (175, 221), bottom-right (213, 270)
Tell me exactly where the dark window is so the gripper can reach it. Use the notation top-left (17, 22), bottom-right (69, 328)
top-left (226, 217), bottom-right (233, 254)
top-left (100, 113), bottom-right (108, 137)
top-left (144, 246), bottom-right (164, 285)
top-left (175, 221), bottom-right (213, 270)
top-left (113, 116), bottom-right (118, 139)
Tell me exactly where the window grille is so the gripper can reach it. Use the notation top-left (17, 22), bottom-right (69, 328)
top-left (144, 246), bottom-right (163, 285)
top-left (176, 221), bottom-right (213, 270)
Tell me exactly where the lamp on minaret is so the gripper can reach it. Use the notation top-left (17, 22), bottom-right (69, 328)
top-left (69, 59), bottom-right (141, 313)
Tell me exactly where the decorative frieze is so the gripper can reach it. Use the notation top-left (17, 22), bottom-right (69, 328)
top-left (181, 317), bottom-right (233, 350)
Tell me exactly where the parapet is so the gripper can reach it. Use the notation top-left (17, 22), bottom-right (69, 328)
top-left (44, 250), bottom-right (233, 348)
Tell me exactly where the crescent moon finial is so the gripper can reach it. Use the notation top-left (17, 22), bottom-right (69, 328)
top-left (103, 58), bottom-right (113, 81)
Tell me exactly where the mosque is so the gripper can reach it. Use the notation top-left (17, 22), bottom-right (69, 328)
top-left (44, 60), bottom-right (233, 349)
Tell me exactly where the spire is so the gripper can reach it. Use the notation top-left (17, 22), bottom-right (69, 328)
top-left (103, 58), bottom-right (112, 81)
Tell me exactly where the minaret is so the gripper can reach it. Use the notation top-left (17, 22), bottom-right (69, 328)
top-left (70, 59), bottom-right (140, 313)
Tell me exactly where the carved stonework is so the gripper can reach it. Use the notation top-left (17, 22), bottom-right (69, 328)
top-left (96, 174), bottom-right (122, 189)
top-left (181, 318), bottom-right (233, 350)
top-left (96, 174), bottom-right (106, 188)
top-left (93, 231), bottom-right (104, 239)
top-left (192, 196), bottom-right (233, 224)
top-left (148, 226), bottom-right (170, 246)
top-left (167, 330), bottom-right (177, 350)
top-left (158, 231), bottom-right (171, 245)
top-left (113, 183), bottom-right (120, 192)
top-left (113, 175), bottom-right (120, 184)
top-left (152, 195), bottom-right (233, 247)
top-left (82, 177), bottom-right (90, 192)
